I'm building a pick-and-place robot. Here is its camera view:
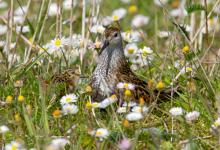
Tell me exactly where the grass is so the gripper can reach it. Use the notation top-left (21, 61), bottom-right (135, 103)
top-left (1, 0), bottom-right (220, 149)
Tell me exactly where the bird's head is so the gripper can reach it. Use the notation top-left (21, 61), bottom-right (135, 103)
top-left (99, 27), bottom-right (123, 54)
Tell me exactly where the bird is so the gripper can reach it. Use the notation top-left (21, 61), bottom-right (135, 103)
top-left (51, 65), bottom-right (81, 91)
top-left (91, 26), bottom-right (175, 104)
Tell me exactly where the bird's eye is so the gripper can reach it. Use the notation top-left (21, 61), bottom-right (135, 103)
top-left (114, 33), bottom-right (118, 37)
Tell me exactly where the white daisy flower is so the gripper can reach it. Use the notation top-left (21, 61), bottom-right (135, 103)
top-left (170, 8), bottom-right (188, 17)
top-left (62, 104), bottom-right (79, 115)
top-left (16, 26), bottom-right (30, 33)
top-left (116, 82), bottom-right (135, 90)
top-left (121, 30), bottom-right (143, 43)
top-left (60, 94), bottom-right (77, 105)
top-left (169, 107), bottom-right (184, 116)
top-left (131, 15), bottom-right (149, 28)
top-left (120, 0), bottom-right (131, 4)
top-left (99, 95), bottom-right (118, 108)
top-left (132, 106), bottom-right (149, 114)
top-left (122, 101), bottom-right (137, 107)
top-left (154, 0), bottom-right (168, 6)
top-left (101, 16), bottom-right (112, 26)
top-left (14, 6), bottom-right (28, 16)
top-left (48, 3), bottom-right (58, 17)
top-left (95, 128), bottom-right (109, 139)
top-left (0, 125), bottom-right (9, 133)
top-left (185, 111), bottom-right (200, 123)
top-left (47, 37), bottom-right (68, 56)
top-left (117, 107), bottom-right (127, 114)
top-left (63, 0), bottom-right (76, 10)
top-left (126, 112), bottom-right (143, 121)
top-left (13, 16), bottom-right (25, 24)
top-left (90, 25), bottom-right (105, 34)
top-left (140, 46), bottom-right (153, 56)
top-left (0, 24), bottom-right (7, 35)
top-left (0, 1), bottom-right (8, 9)
top-left (5, 141), bottom-right (24, 150)
top-left (50, 138), bottom-right (69, 148)
top-left (124, 43), bottom-right (138, 58)
top-left (157, 31), bottom-right (171, 38)
top-left (112, 8), bottom-right (127, 21)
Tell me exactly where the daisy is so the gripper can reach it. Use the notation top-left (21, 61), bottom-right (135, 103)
top-left (90, 25), bottom-right (105, 34)
top-left (131, 15), bottom-right (149, 28)
top-left (13, 16), bottom-right (25, 24)
top-left (140, 46), bottom-right (153, 57)
top-left (170, 8), bottom-right (188, 17)
top-left (48, 3), bottom-right (58, 17)
top-left (0, 24), bottom-right (7, 35)
top-left (116, 82), bottom-right (135, 90)
top-left (14, 6), bottom-right (28, 16)
top-left (16, 26), bottom-right (30, 33)
top-left (60, 94), bottom-right (77, 105)
top-left (132, 106), bottom-right (149, 114)
top-left (120, 0), bottom-right (131, 4)
top-left (118, 138), bottom-right (131, 150)
top-left (124, 43), bottom-right (138, 58)
top-left (112, 8), bottom-right (127, 21)
top-left (5, 141), bottom-right (24, 150)
top-left (126, 112), bottom-right (143, 121)
top-left (62, 104), bottom-right (79, 115)
top-left (121, 30), bottom-right (143, 43)
top-left (47, 37), bottom-right (68, 56)
top-left (101, 16), bottom-right (112, 26)
top-left (185, 111), bottom-right (200, 123)
top-left (50, 138), bottom-right (69, 148)
top-left (122, 101), bottom-right (137, 107)
top-left (154, 0), bottom-right (168, 6)
top-left (169, 107), bottom-right (184, 116)
top-left (99, 94), bottom-right (118, 108)
top-left (95, 128), bottom-right (109, 139)
top-left (0, 1), bottom-right (7, 9)
top-left (63, 0), bottom-right (76, 10)
top-left (157, 31), bottom-right (171, 38)
top-left (117, 107), bottom-right (127, 113)
top-left (0, 125), bottom-right (9, 133)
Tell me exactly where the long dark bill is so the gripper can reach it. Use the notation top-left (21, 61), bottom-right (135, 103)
top-left (98, 40), bottom-right (109, 55)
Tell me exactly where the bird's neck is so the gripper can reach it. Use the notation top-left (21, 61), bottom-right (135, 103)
top-left (98, 43), bottom-right (126, 74)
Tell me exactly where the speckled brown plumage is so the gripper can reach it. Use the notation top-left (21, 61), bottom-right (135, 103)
top-left (91, 27), bottom-right (173, 104)
top-left (52, 66), bottom-right (80, 91)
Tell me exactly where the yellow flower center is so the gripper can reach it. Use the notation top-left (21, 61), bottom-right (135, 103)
top-left (186, 67), bottom-right (193, 72)
top-left (127, 48), bottom-right (134, 54)
top-left (110, 94), bottom-right (117, 100)
top-left (112, 15), bottom-right (119, 21)
top-left (156, 81), bottom-right (165, 90)
top-left (11, 145), bottom-right (17, 150)
top-left (55, 39), bottom-right (61, 46)
top-left (182, 45), bottom-right (190, 54)
top-left (18, 95), bottom-right (24, 102)
top-left (53, 109), bottom-right (61, 118)
top-left (86, 101), bottom-right (92, 109)
top-left (6, 95), bottom-right (13, 103)
top-left (128, 5), bottom-right (137, 14)
top-left (124, 83), bottom-right (129, 88)
top-left (139, 97), bottom-right (145, 106)
top-left (124, 89), bottom-right (131, 96)
top-left (123, 119), bottom-right (129, 127)
top-left (14, 113), bottom-right (21, 122)
top-left (66, 97), bottom-right (72, 103)
top-left (214, 121), bottom-right (220, 127)
top-left (96, 131), bottom-right (103, 136)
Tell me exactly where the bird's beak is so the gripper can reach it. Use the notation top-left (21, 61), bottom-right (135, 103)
top-left (99, 39), bottom-right (109, 55)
